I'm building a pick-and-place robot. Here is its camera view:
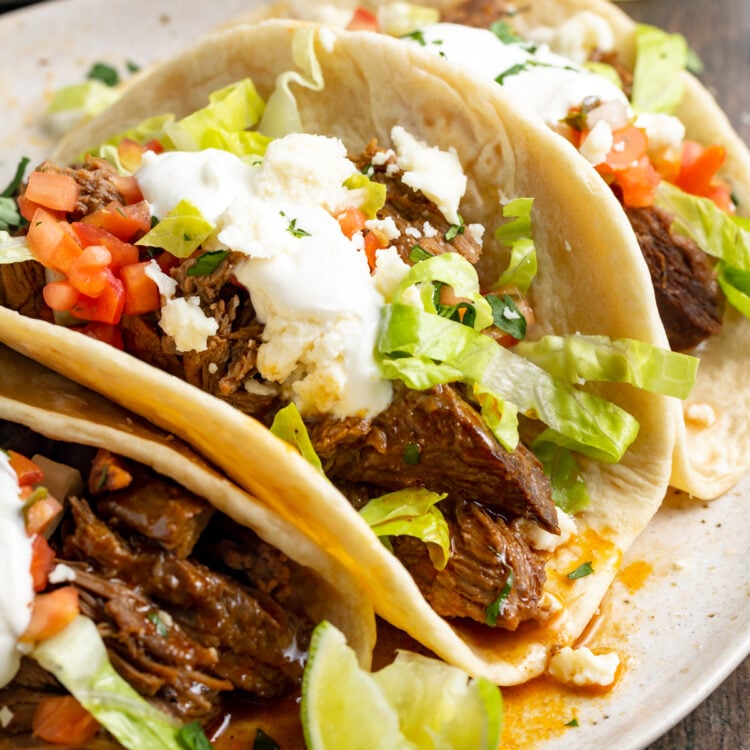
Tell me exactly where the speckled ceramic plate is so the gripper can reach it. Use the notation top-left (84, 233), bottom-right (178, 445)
top-left (0, 1), bottom-right (748, 748)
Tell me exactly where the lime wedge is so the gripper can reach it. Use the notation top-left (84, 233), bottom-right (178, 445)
top-left (301, 621), bottom-right (503, 750)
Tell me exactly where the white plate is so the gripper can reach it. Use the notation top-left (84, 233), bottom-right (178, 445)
top-left (0, 1), bottom-right (748, 748)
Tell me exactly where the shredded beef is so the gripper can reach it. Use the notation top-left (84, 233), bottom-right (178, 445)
top-left (308, 382), bottom-right (558, 533)
top-left (393, 500), bottom-right (549, 629)
top-left (0, 260), bottom-right (51, 320)
top-left (626, 204), bottom-right (723, 351)
top-left (35, 156), bottom-right (125, 220)
top-left (440, 0), bottom-right (516, 26)
top-left (589, 49), bottom-right (634, 100)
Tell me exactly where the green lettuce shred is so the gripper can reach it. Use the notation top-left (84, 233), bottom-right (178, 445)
top-left (512, 334), bottom-right (698, 399)
top-left (0, 232), bottom-right (33, 263)
top-left (137, 200), bottom-right (214, 258)
top-left (493, 198), bottom-right (537, 294)
top-left (32, 616), bottom-right (192, 750)
top-left (270, 402), bottom-right (324, 474)
top-left (631, 24), bottom-right (688, 114)
top-left (45, 80), bottom-right (122, 138)
top-left (359, 488), bottom-right (450, 569)
top-left (472, 384), bottom-right (519, 452)
top-left (532, 440), bottom-right (590, 514)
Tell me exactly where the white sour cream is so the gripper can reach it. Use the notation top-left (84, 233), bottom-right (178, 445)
top-left (406, 23), bottom-right (629, 125)
top-left (0, 452), bottom-right (33, 688)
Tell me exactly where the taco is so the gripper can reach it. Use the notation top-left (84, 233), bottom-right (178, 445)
top-left (239, 0), bottom-right (750, 500)
top-left (0, 343), bottom-right (374, 747)
top-left (0, 20), bottom-right (695, 685)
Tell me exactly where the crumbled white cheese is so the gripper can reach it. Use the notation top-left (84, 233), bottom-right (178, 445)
top-left (244, 379), bottom-right (278, 397)
top-left (365, 216), bottom-right (400, 242)
top-left (422, 222), bottom-right (438, 238)
top-left (635, 112), bottom-right (686, 158)
top-left (372, 246), bottom-right (411, 303)
top-left (371, 148), bottom-right (395, 166)
top-left (404, 226), bottom-right (422, 239)
top-left (47, 563), bottom-right (77, 584)
top-left (144, 259), bottom-right (178, 298)
top-left (467, 223), bottom-right (485, 244)
top-left (208, 362), bottom-right (218, 375)
top-left (0, 705), bottom-right (13, 729)
top-left (579, 119), bottom-right (614, 166)
top-left (528, 11), bottom-right (615, 65)
top-left (519, 507), bottom-right (577, 552)
top-left (159, 296), bottom-right (218, 353)
top-left (386, 162), bottom-right (400, 176)
top-left (391, 125), bottom-right (466, 224)
top-left (548, 646), bottom-right (620, 687)
top-left (684, 402), bottom-right (717, 428)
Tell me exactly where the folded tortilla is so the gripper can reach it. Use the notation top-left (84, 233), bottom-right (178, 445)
top-left (0, 20), bottom-right (677, 684)
top-left (237, 0), bottom-right (750, 501)
top-left (0, 342), bottom-right (375, 739)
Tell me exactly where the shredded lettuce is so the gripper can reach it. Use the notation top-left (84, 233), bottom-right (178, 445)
top-left (359, 488), bottom-right (450, 569)
top-left (472, 384), bottom-right (519, 452)
top-left (270, 402), bottom-right (324, 474)
top-left (583, 62), bottom-right (623, 89)
top-left (45, 81), bottom-right (122, 138)
top-left (378, 301), bottom-right (639, 463)
top-left (343, 173), bottom-right (387, 218)
top-left (512, 334), bottom-right (698, 399)
top-left (717, 263), bottom-right (750, 318)
top-left (532, 440), bottom-right (590, 514)
top-left (32, 616), bottom-right (190, 749)
top-left (493, 198), bottom-right (537, 294)
top-left (0, 232), bottom-right (33, 263)
top-left (259, 26), bottom-right (327, 138)
top-left (631, 24), bottom-right (688, 114)
top-left (379, 2), bottom-right (440, 37)
top-left (137, 200), bottom-right (214, 258)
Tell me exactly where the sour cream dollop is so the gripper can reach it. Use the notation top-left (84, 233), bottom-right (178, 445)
top-left (404, 23), bottom-right (629, 125)
top-left (0, 452), bottom-right (34, 688)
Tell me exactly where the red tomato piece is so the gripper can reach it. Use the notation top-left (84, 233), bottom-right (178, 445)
top-left (25, 172), bottom-right (80, 213)
top-left (363, 230), bottom-right (387, 271)
top-left (117, 137), bottom-right (147, 173)
top-left (111, 174), bottom-right (144, 205)
top-left (676, 141), bottom-right (727, 197)
top-left (604, 125), bottom-right (648, 171)
top-left (76, 321), bottom-right (124, 349)
top-left (346, 6), bottom-right (379, 31)
top-left (67, 245), bottom-right (113, 297)
top-left (20, 586), bottom-right (79, 642)
top-left (81, 200), bottom-right (151, 242)
top-left (71, 222), bottom-right (140, 271)
top-left (121, 261), bottom-right (161, 316)
top-left (32, 695), bottom-right (100, 745)
top-left (29, 534), bottom-right (56, 592)
top-left (27, 208), bottom-right (82, 274)
top-left (337, 207), bottom-right (368, 239)
top-left (8, 451), bottom-right (44, 487)
top-left (616, 156), bottom-right (661, 208)
top-left (69, 270), bottom-right (125, 325)
top-left (26, 495), bottom-right (64, 538)
top-left (42, 280), bottom-right (80, 312)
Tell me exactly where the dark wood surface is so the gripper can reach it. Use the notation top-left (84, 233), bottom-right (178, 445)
top-left (0, 1), bottom-right (747, 748)
top-left (623, 5), bottom-right (750, 749)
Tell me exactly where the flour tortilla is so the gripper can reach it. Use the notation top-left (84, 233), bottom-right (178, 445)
top-left (0, 343), bottom-right (375, 667)
top-left (0, 20), bottom-right (676, 684)
top-left (234, 0), bottom-right (750, 500)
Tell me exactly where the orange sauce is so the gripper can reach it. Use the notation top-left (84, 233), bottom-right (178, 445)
top-left (617, 560), bottom-right (654, 595)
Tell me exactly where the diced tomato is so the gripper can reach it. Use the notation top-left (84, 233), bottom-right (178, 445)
top-left (8, 451), bottom-right (44, 487)
top-left (27, 208), bottom-right (82, 274)
top-left (615, 156), bottom-right (661, 208)
top-left (42, 280), bottom-right (80, 312)
top-left (26, 495), bottom-right (64, 538)
top-left (81, 200), bottom-right (151, 242)
top-left (704, 182), bottom-right (734, 213)
top-left (603, 125), bottom-right (648, 171)
top-left (67, 245), bottom-right (113, 297)
top-left (363, 230), bottom-right (387, 271)
top-left (337, 207), bottom-right (368, 239)
top-left (675, 140), bottom-right (728, 200)
top-left (69, 269), bottom-right (125, 325)
top-left (144, 138), bottom-right (164, 154)
top-left (121, 261), bottom-right (161, 316)
top-left (17, 193), bottom-right (60, 223)
top-left (155, 250), bottom-right (181, 273)
top-left (32, 696), bottom-right (99, 745)
top-left (25, 172), bottom-right (80, 213)
top-left (117, 138), bottom-right (148, 173)
top-left (346, 6), bottom-right (379, 31)
top-left (111, 174), bottom-right (144, 205)
top-left (20, 586), bottom-right (79, 642)
top-left (89, 449), bottom-right (132, 493)
top-left (76, 321), bottom-right (124, 349)
top-left (29, 535), bottom-right (56, 592)
top-left (71, 222), bottom-right (140, 271)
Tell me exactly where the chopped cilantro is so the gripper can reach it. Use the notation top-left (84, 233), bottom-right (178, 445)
top-left (401, 30), bottom-right (426, 45)
top-left (404, 443), bottom-right (421, 465)
top-left (1, 156), bottom-right (30, 197)
top-left (567, 561), bottom-right (594, 580)
top-left (532, 441), bottom-right (590, 514)
top-left (87, 62), bottom-right (120, 87)
top-left (187, 250), bottom-right (230, 277)
top-left (495, 63), bottom-right (527, 85)
top-left (444, 215), bottom-right (465, 241)
top-left (253, 728), bottom-right (280, 750)
top-left (150, 215), bottom-right (160, 228)
top-left (94, 467), bottom-right (109, 492)
top-left (408, 245), bottom-right (432, 263)
top-left (565, 718), bottom-right (580, 727)
top-left (433, 283), bottom-right (477, 328)
top-left (126, 60), bottom-right (141, 74)
top-left (487, 294), bottom-right (527, 340)
top-left (361, 163), bottom-right (375, 179)
top-left (282, 213), bottom-right (310, 238)
top-left (177, 721), bottom-right (213, 750)
top-left (489, 20), bottom-right (524, 44)
top-left (485, 568), bottom-right (514, 626)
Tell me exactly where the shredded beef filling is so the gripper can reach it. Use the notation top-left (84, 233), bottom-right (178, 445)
top-left (440, 0), bottom-right (516, 27)
top-left (0, 441), bottom-right (313, 732)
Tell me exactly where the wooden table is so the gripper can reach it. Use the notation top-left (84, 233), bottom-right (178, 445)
top-left (0, 0), bottom-right (746, 747)
top-left (623, 5), bottom-right (750, 749)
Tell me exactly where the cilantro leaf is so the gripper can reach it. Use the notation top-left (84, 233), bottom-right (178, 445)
top-left (187, 250), bottom-right (230, 277)
top-left (567, 561), bottom-right (594, 580)
top-left (485, 568), bottom-right (514, 626)
top-left (253, 728), bottom-right (280, 750)
top-left (401, 30), bottom-right (426, 45)
top-left (444, 215), bottom-right (465, 241)
top-left (489, 21), bottom-right (524, 44)
top-left (87, 62), bottom-right (120, 87)
top-left (487, 294), bottom-right (527, 340)
top-left (177, 722), bottom-right (213, 750)
top-left (404, 443), bottom-right (421, 465)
